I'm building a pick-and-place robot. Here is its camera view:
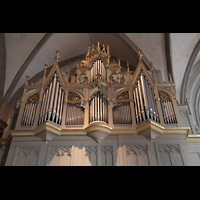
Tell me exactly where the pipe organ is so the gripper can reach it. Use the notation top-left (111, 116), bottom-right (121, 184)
top-left (89, 91), bottom-right (108, 123)
top-left (38, 72), bottom-right (64, 125)
top-left (113, 102), bottom-right (132, 124)
top-left (15, 41), bottom-right (179, 141)
top-left (133, 70), bottom-right (159, 124)
top-left (91, 59), bottom-right (107, 82)
top-left (159, 91), bottom-right (177, 124)
top-left (21, 93), bottom-right (39, 126)
top-left (66, 103), bottom-right (84, 125)
top-left (6, 40), bottom-right (194, 167)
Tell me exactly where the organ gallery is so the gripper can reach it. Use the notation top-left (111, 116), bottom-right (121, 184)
top-left (2, 41), bottom-right (194, 166)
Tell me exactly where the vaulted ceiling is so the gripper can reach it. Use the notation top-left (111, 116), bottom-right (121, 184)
top-left (1, 33), bottom-right (200, 127)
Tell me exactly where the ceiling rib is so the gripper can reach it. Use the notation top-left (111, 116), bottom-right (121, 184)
top-left (0, 33), bottom-right (53, 121)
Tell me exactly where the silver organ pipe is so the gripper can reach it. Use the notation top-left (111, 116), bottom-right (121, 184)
top-left (161, 99), bottom-right (177, 124)
top-left (113, 102), bottom-right (132, 124)
top-left (56, 88), bottom-right (62, 124)
top-left (38, 72), bottom-right (64, 125)
top-left (159, 91), bottom-right (177, 124)
top-left (52, 81), bottom-right (60, 122)
top-left (66, 103), bottom-right (84, 125)
top-left (21, 93), bottom-right (39, 126)
top-left (45, 82), bottom-right (52, 121)
top-left (133, 70), bottom-right (159, 124)
top-left (89, 92), bottom-right (108, 123)
top-left (48, 73), bottom-right (57, 120)
top-left (91, 60), bottom-right (107, 82)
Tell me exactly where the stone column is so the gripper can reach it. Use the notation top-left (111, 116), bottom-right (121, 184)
top-left (0, 119), bottom-right (7, 138)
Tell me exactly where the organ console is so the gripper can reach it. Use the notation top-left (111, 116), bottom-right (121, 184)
top-left (16, 40), bottom-right (179, 133)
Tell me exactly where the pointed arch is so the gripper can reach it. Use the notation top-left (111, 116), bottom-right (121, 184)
top-left (21, 88), bottom-right (41, 103)
top-left (158, 89), bottom-right (177, 124)
top-left (131, 60), bottom-right (155, 87)
top-left (89, 87), bottom-right (108, 101)
top-left (67, 89), bottom-right (84, 102)
top-left (113, 87), bottom-right (130, 101)
top-left (180, 39), bottom-right (200, 105)
top-left (43, 61), bottom-right (67, 89)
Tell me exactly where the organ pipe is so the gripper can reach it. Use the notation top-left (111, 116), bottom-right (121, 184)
top-left (89, 92), bottom-right (108, 123)
top-left (133, 71), bottom-right (159, 124)
top-left (21, 93), bottom-right (39, 127)
top-left (38, 73), bottom-right (64, 126)
top-left (66, 103), bottom-right (84, 125)
top-left (113, 102), bottom-right (132, 124)
top-left (159, 90), bottom-right (177, 124)
top-left (91, 60), bottom-right (107, 82)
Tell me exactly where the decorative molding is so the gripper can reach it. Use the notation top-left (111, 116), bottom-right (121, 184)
top-left (18, 146), bottom-right (39, 156)
top-left (158, 91), bottom-right (170, 101)
top-left (126, 145), bottom-right (148, 156)
top-left (180, 110), bottom-right (188, 117)
top-left (50, 146), bottom-right (71, 157)
top-left (85, 145), bottom-right (97, 156)
top-left (116, 91), bottom-right (129, 101)
top-left (100, 145), bottom-right (113, 155)
top-left (27, 92), bottom-right (39, 103)
top-left (68, 92), bottom-right (81, 101)
top-left (158, 144), bottom-right (180, 154)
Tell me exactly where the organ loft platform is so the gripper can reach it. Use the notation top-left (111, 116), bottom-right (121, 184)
top-left (2, 41), bottom-right (193, 166)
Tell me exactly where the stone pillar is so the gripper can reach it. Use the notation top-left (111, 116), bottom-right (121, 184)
top-left (0, 119), bottom-right (7, 138)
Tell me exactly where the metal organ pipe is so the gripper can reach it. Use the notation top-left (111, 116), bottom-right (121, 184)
top-left (21, 93), bottom-right (38, 127)
top-left (49, 74), bottom-right (57, 120)
top-left (53, 81), bottom-right (60, 122)
top-left (56, 88), bottom-right (62, 124)
top-left (45, 82), bottom-right (52, 121)
top-left (133, 72), bottom-right (159, 124)
top-left (140, 74), bottom-right (149, 118)
top-left (66, 102), bottom-right (84, 125)
top-left (113, 102), bottom-right (131, 124)
top-left (38, 73), bottom-right (64, 126)
top-left (89, 92), bottom-right (107, 123)
top-left (91, 60), bottom-right (107, 82)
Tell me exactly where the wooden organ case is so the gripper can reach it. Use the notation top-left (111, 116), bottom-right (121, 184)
top-left (7, 41), bottom-right (192, 166)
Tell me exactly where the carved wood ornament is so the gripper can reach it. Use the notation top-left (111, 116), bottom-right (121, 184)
top-left (116, 91), bottom-right (129, 101)
top-left (27, 93), bottom-right (39, 103)
top-left (158, 91), bottom-right (170, 101)
top-left (68, 92), bottom-right (81, 101)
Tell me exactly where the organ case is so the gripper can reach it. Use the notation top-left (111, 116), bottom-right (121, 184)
top-left (16, 41), bottom-right (179, 136)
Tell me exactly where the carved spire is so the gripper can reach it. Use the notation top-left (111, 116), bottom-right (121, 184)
top-left (117, 57), bottom-right (121, 66)
top-left (25, 75), bottom-right (30, 86)
top-left (88, 44), bottom-right (91, 54)
top-left (97, 40), bottom-right (101, 51)
top-left (106, 43), bottom-right (110, 54)
top-left (54, 49), bottom-right (60, 61)
top-left (44, 63), bottom-right (48, 74)
top-left (126, 60), bottom-right (130, 72)
top-left (137, 48), bottom-right (143, 60)
top-left (43, 63), bottom-right (48, 83)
